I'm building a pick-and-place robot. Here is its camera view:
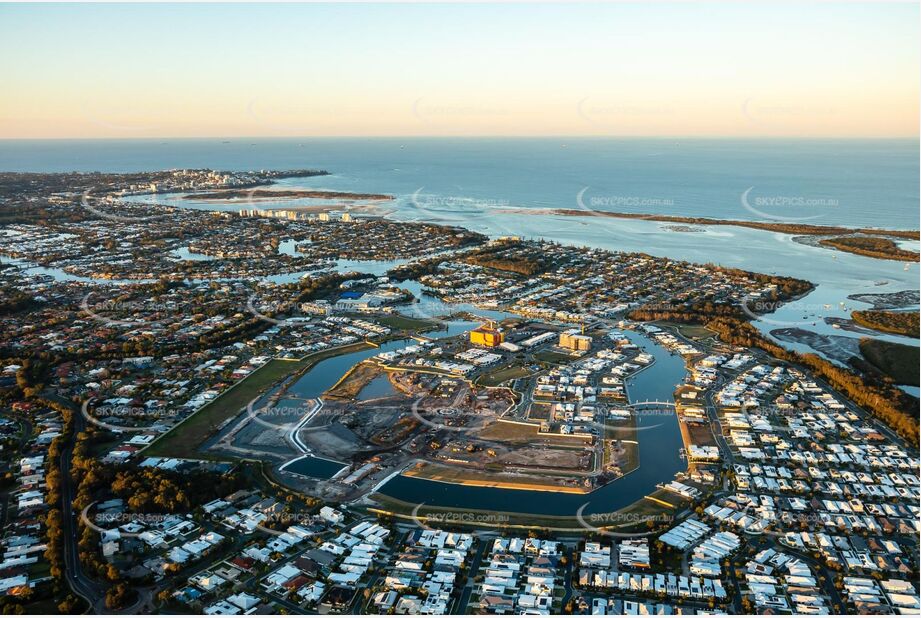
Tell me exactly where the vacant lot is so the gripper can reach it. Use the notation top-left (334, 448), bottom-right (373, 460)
top-left (685, 419), bottom-right (718, 446)
top-left (405, 462), bottom-right (588, 493)
top-left (325, 362), bottom-right (382, 400)
top-left (479, 419), bottom-right (591, 445)
top-left (497, 445), bottom-right (592, 472)
top-left (605, 417), bottom-right (638, 474)
top-left (611, 488), bottom-right (688, 531)
top-left (478, 364), bottom-right (532, 386)
top-left (527, 402), bottom-right (552, 421)
top-left (534, 349), bottom-right (576, 365)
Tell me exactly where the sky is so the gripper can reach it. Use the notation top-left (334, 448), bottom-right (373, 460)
top-left (1, 2), bottom-right (918, 139)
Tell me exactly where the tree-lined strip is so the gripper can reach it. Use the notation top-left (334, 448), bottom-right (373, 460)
top-left (852, 310), bottom-right (919, 338)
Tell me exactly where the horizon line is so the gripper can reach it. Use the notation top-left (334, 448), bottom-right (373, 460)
top-left (1, 134), bottom-right (918, 142)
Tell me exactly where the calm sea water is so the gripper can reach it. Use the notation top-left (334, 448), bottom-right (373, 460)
top-left (1, 137), bottom-right (918, 229)
top-left (2, 138), bottom-right (918, 360)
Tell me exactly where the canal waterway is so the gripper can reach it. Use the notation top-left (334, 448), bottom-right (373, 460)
top-left (375, 328), bottom-right (688, 516)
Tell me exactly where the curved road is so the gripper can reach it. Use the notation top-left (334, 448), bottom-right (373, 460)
top-left (57, 396), bottom-right (109, 612)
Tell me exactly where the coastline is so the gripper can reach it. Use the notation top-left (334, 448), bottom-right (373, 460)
top-left (493, 207), bottom-right (920, 262)
top-left (183, 188), bottom-right (393, 201)
top-left (495, 207), bottom-right (920, 239)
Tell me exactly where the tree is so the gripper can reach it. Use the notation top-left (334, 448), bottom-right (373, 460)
top-left (105, 583), bottom-right (133, 610)
top-left (106, 564), bottom-right (122, 582)
top-left (57, 596), bottom-right (81, 614)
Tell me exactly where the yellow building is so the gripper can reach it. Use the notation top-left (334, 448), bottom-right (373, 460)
top-left (560, 331), bottom-right (592, 351)
top-left (470, 324), bottom-right (504, 347)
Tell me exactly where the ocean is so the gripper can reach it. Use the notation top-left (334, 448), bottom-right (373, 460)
top-left (1, 137), bottom-right (918, 229)
top-left (1, 137), bottom-right (918, 363)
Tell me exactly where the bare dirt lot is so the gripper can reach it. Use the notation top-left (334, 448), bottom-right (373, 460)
top-left (685, 419), bottom-right (718, 447)
top-left (325, 362), bottom-right (382, 400)
top-left (298, 422), bottom-right (366, 461)
top-left (479, 420), bottom-right (592, 445)
top-left (495, 445), bottom-right (592, 471)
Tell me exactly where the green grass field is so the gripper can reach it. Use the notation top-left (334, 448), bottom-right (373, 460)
top-left (656, 321), bottom-right (715, 341)
top-left (477, 364), bottom-right (532, 386)
top-left (144, 342), bottom-right (370, 459)
top-left (371, 314), bottom-right (439, 332)
top-left (534, 349), bottom-right (576, 365)
top-left (604, 416), bottom-right (639, 474)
